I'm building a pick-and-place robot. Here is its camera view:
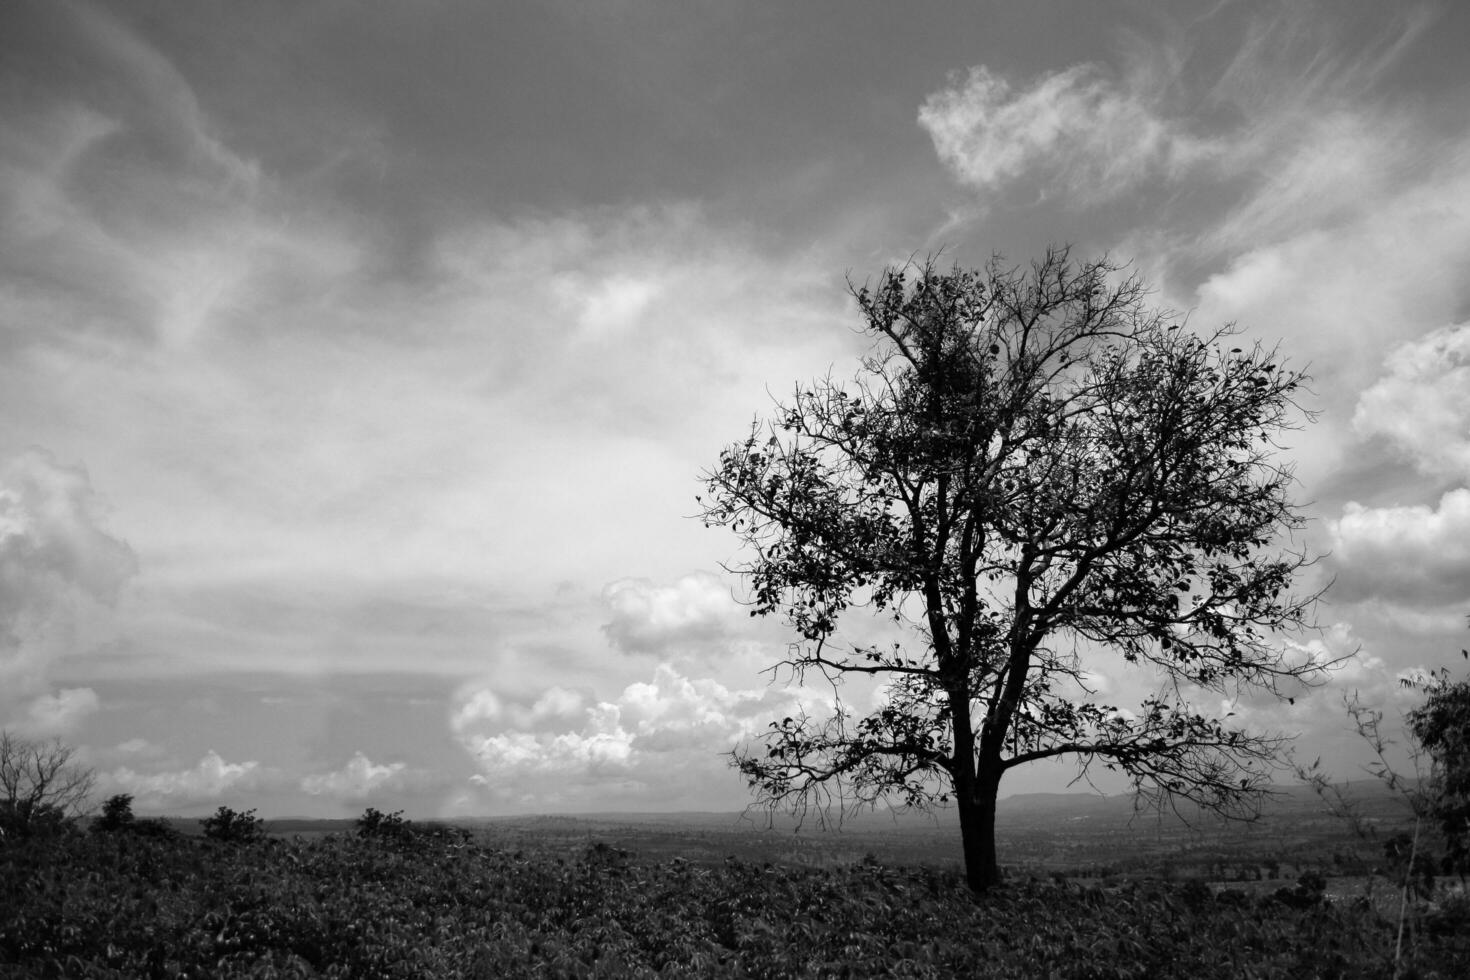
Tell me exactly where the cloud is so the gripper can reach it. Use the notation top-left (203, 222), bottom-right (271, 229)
top-left (1327, 490), bottom-right (1470, 606)
top-left (0, 3), bottom-right (330, 354)
top-left (451, 662), bottom-right (823, 811)
top-left (59, 0), bottom-right (262, 192)
top-left (1183, 118), bottom-right (1470, 495)
top-left (300, 752), bottom-right (410, 801)
top-left (564, 273), bottom-right (663, 338)
top-left (1353, 324), bottom-right (1470, 479)
top-left (601, 571), bottom-right (737, 656)
top-left (15, 687), bottom-right (100, 737)
top-left (102, 751), bottom-right (263, 810)
top-left (918, 64), bottom-right (1209, 203)
top-left (920, 5), bottom-right (1452, 295)
top-left (113, 737), bottom-right (163, 757)
top-left (448, 683), bottom-right (588, 735)
top-left (0, 448), bottom-right (136, 698)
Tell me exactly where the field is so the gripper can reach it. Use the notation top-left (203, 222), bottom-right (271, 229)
top-left (2, 786), bottom-right (1467, 978)
top-left (428, 782), bottom-right (1439, 883)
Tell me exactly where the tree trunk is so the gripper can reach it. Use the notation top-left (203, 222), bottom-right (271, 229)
top-left (950, 679), bottom-right (1003, 892)
top-left (958, 765), bottom-right (1003, 891)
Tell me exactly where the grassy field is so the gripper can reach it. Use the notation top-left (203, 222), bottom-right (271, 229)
top-left (3, 822), bottom-right (1467, 979)
top-left (3, 784), bottom-right (1464, 978)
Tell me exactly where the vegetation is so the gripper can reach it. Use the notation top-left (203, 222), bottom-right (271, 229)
top-left (0, 730), bottom-right (95, 840)
top-left (701, 249), bottom-right (1323, 891)
top-left (356, 807), bottom-right (414, 841)
top-left (1407, 658), bottom-right (1470, 871)
top-left (3, 817), bottom-right (1466, 979)
top-left (91, 795), bottom-right (179, 841)
top-left (200, 807), bottom-right (266, 845)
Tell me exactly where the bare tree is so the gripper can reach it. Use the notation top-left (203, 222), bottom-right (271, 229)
top-left (700, 248), bottom-right (1327, 891)
top-left (0, 730), bottom-right (96, 837)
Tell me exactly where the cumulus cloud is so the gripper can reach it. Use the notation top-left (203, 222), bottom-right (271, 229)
top-left (0, 449), bottom-right (136, 700)
top-left (300, 752), bottom-right (409, 801)
top-left (451, 663), bottom-right (823, 810)
top-left (1353, 324), bottom-right (1470, 479)
top-left (449, 682), bottom-right (589, 734)
top-left (918, 64), bottom-right (1209, 203)
top-left (601, 572), bottom-right (737, 656)
top-left (102, 751), bottom-right (263, 810)
top-left (1326, 491), bottom-right (1470, 607)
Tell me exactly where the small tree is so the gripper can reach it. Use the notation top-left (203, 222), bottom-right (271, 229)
top-left (92, 792), bottom-right (179, 839)
top-left (200, 805), bottom-right (265, 844)
top-left (1406, 645), bottom-right (1470, 872)
top-left (93, 793), bottom-right (137, 833)
top-left (701, 249), bottom-right (1324, 891)
top-left (0, 730), bottom-right (95, 839)
top-left (356, 807), bottom-right (413, 840)
top-left (1294, 636), bottom-right (1470, 978)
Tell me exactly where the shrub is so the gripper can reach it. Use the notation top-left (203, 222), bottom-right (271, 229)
top-left (200, 806), bottom-right (265, 844)
top-left (0, 800), bottom-right (75, 841)
top-left (92, 793), bottom-right (136, 833)
top-left (91, 794), bottom-right (180, 841)
top-left (356, 807), bottom-right (413, 840)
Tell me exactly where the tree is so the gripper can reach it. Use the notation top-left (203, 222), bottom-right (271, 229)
top-left (200, 805), bottom-right (265, 844)
top-left (700, 249), bottom-right (1324, 892)
top-left (1405, 638), bottom-right (1470, 872)
top-left (93, 793), bottom-right (136, 833)
top-left (91, 792), bottom-right (179, 839)
top-left (0, 730), bottom-right (96, 839)
top-left (357, 806), bottom-right (414, 840)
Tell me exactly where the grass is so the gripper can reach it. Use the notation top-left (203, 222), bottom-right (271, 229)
top-left (2, 816), bottom-right (1467, 979)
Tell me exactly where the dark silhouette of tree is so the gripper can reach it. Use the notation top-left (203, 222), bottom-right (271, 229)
top-left (91, 792), bottom-right (180, 839)
top-left (701, 248), bottom-right (1325, 891)
top-left (1406, 632), bottom-right (1470, 872)
top-left (200, 805), bottom-right (265, 844)
top-left (0, 730), bottom-right (95, 839)
top-left (356, 807), bottom-right (413, 840)
top-left (93, 793), bottom-right (136, 833)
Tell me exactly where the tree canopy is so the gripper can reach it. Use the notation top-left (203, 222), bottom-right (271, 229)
top-left (700, 248), bottom-right (1326, 891)
top-left (1406, 642), bottom-right (1470, 870)
top-left (0, 730), bottom-right (95, 839)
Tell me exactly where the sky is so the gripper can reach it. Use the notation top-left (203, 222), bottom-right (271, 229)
top-left (1, 0), bottom-right (1468, 820)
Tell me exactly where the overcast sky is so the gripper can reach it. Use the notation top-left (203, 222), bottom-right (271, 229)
top-left (2, 0), bottom-right (1467, 819)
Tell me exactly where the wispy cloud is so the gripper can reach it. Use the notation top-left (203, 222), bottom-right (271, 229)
top-left (919, 2), bottom-right (1448, 260)
top-left (919, 63), bottom-right (1212, 203)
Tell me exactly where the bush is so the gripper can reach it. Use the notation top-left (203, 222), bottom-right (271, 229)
top-left (92, 793), bottom-right (135, 833)
top-left (356, 807), bottom-right (414, 840)
top-left (92, 794), bottom-right (181, 841)
top-left (200, 806), bottom-right (265, 844)
top-left (0, 800), bottom-right (74, 841)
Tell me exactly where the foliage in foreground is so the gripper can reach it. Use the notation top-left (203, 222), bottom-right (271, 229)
top-left (1408, 665), bottom-right (1470, 870)
top-left (3, 829), bottom-right (1467, 979)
